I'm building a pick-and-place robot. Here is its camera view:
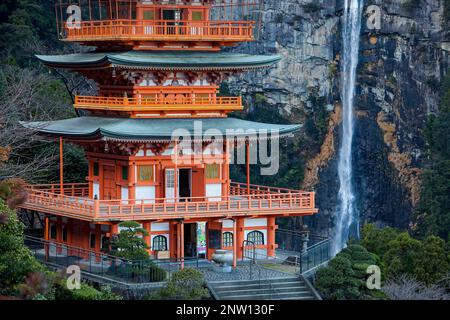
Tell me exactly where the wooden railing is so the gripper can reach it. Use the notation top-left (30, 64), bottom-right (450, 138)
top-left (23, 182), bottom-right (316, 221)
top-left (74, 95), bottom-right (243, 111)
top-left (61, 19), bottom-right (255, 42)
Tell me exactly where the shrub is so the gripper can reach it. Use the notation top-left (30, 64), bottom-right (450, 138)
top-left (314, 245), bottom-right (382, 300)
top-left (112, 260), bottom-right (166, 283)
top-left (150, 268), bottom-right (210, 300)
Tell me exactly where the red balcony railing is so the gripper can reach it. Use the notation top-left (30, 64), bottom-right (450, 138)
top-left (22, 182), bottom-right (317, 221)
top-left (74, 95), bottom-right (243, 112)
top-left (61, 20), bottom-right (255, 42)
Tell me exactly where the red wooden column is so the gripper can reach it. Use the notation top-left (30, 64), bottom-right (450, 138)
top-left (236, 217), bottom-right (245, 259)
top-left (233, 219), bottom-right (237, 268)
top-left (169, 221), bottom-right (177, 259)
top-left (44, 216), bottom-right (50, 261)
top-left (95, 224), bottom-right (102, 262)
top-left (267, 217), bottom-right (277, 258)
top-left (56, 216), bottom-right (63, 254)
top-left (174, 141), bottom-right (178, 202)
top-left (245, 139), bottom-right (250, 196)
top-left (177, 221), bottom-right (185, 269)
top-left (59, 137), bottom-right (64, 195)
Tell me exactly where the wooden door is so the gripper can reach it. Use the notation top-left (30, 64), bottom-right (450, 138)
top-left (102, 165), bottom-right (117, 200)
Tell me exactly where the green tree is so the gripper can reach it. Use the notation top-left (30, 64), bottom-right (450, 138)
top-left (414, 72), bottom-right (450, 240)
top-left (382, 232), bottom-right (422, 279)
top-left (413, 236), bottom-right (450, 285)
top-left (361, 224), bottom-right (400, 258)
top-left (110, 221), bottom-right (149, 260)
top-left (0, 198), bottom-right (42, 295)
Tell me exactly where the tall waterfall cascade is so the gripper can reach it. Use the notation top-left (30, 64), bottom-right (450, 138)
top-left (332, 0), bottom-right (364, 256)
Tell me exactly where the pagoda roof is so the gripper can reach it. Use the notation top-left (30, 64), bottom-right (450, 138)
top-left (36, 51), bottom-right (281, 71)
top-left (21, 116), bottom-right (301, 143)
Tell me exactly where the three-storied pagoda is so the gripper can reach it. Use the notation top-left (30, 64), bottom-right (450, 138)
top-left (21, 0), bottom-right (318, 266)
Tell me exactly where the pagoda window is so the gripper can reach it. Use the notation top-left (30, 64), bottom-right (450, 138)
top-left (222, 232), bottom-right (233, 247)
top-left (122, 166), bottom-right (129, 181)
top-left (152, 235), bottom-right (168, 251)
top-left (247, 231), bottom-right (264, 245)
top-left (192, 11), bottom-right (203, 21)
top-left (143, 10), bottom-right (155, 20)
top-left (138, 165), bottom-right (154, 182)
top-left (205, 164), bottom-right (220, 180)
top-left (93, 162), bottom-right (99, 177)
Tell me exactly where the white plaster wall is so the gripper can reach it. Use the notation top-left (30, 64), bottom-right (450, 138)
top-left (135, 186), bottom-right (155, 204)
top-left (206, 183), bottom-right (222, 201)
top-left (244, 218), bottom-right (267, 228)
top-left (151, 222), bottom-right (170, 232)
top-left (222, 219), bottom-right (234, 229)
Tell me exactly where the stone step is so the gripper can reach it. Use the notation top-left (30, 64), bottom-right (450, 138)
top-left (209, 277), bottom-right (300, 287)
top-left (208, 276), bottom-right (319, 300)
top-left (223, 291), bottom-right (315, 300)
top-left (215, 282), bottom-right (307, 292)
top-left (218, 286), bottom-right (310, 297)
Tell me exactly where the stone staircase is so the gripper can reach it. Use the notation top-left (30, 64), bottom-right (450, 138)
top-left (207, 277), bottom-right (321, 300)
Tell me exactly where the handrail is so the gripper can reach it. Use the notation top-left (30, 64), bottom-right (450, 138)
top-left (74, 95), bottom-right (242, 110)
top-left (23, 182), bottom-right (316, 220)
top-left (61, 19), bottom-right (255, 41)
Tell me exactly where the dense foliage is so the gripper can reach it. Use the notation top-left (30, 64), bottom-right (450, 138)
top-left (315, 244), bottom-right (383, 300)
top-left (414, 72), bottom-right (450, 240)
top-left (0, 198), bottom-right (43, 295)
top-left (150, 268), bottom-right (210, 300)
top-left (315, 224), bottom-right (450, 300)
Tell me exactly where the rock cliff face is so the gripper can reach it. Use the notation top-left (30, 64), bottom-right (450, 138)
top-left (227, 0), bottom-right (450, 234)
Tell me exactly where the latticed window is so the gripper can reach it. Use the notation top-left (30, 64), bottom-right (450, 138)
top-left (192, 11), bottom-right (203, 21)
top-left (247, 231), bottom-right (264, 245)
top-left (122, 166), bottom-right (128, 180)
top-left (93, 162), bottom-right (99, 176)
top-left (138, 165), bottom-right (153, 182)
top-left (205, 164), bottom-right (220, 179)
top-left (223, 232), bottom-right (233, 247)
top-left (152, 235), bottom-right (168, 251)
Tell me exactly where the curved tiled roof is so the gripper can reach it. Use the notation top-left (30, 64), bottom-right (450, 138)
top-left (21, 116), bottom-right (301, 143)
top-left (36, 51), bottom-right (282, 71)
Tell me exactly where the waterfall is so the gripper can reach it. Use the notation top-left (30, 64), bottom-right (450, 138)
top-left (332, 0), bottom-right (364, 256)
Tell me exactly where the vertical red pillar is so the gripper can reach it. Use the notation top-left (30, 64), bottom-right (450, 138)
top-left (59, 137), bottom-right (64, 195)
top-left (95, 224), bottom-right (102, 262)
top-left (246, 140), bottom-right (250, 196)
top-left (44, 216), bottom-right (49, 261)
top-left (56, 216), bottom-right (62, 254)
top-left (236, 217), bottom-right (245, 259)
top-left (180, 221), bottom-right (184, 269)
top-left (267, 216), bottom-right (277, 258)
top-left (169, 221), bottom-right (176, 259)
top-left (233, 219), bottom-right (237, 268)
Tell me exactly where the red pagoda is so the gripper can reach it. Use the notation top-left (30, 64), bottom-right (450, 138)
top-left (20, 0), bottom-right (318, 267)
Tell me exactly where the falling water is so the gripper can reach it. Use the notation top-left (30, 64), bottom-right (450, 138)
top-left (332, 0), bottom-right (364, 256)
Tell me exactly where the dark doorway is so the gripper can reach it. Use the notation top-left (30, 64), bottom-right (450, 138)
top-left (178, 168), bottom-right (191, 200)
top-left (162, 9), bottom-right (176, 21)
top-left (184, 223), bottom-right (197, 258)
